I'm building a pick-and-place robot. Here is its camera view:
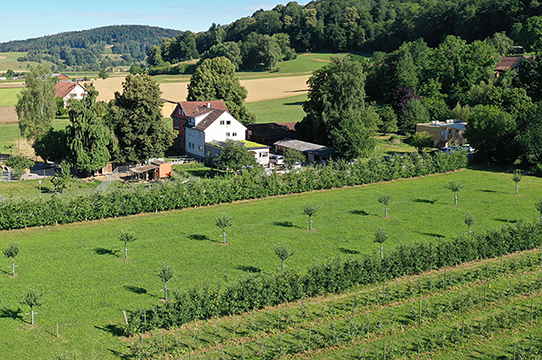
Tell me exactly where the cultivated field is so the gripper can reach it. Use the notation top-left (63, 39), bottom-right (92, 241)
top-left (0, 88), bottom-right (22, 107)
top-left (0, 168), bottom-right (541, 359)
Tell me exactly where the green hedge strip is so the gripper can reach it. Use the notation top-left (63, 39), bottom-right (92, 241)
top-left (0, 151), bottom-right (467, 231)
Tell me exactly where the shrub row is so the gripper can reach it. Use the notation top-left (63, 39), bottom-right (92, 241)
top-left (0, 151), bottom-right (467, 231)
top-left (124, 220), bottom-right (542, 336)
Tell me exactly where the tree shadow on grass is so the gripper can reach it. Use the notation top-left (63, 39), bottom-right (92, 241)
top-left (349, 210), bottom-right (369, 216)
top-left (338, 247), bottom-right (360, 255)
top-left (284, 100), bottom-right (306, 106)
top-left (494, 218), bottom-right (518, 224)
top-left (418, 231), bottom-right (445, 238)
top-left (95, 324), bottom-right (125, 337)
top-left (479, 189), bottom-right (497, 193)
top-left (93, 247), bottom-right (118, 256)
top-left (412, 198), bottom-right (438, 205)
top-left (0, 307), bottom-right (22, 320)
top-left (235, 265), bottom-right (262, 273)
top-left (188, 234), bottom-right (218, 242)
top-left (273, 221), bottom-right (300, 228)
top-left (124, 285), bottom-right (147, 295)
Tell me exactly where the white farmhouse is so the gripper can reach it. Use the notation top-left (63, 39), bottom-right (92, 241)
top-left (185, 104), bottom-right (247, 159)
top-left (56, 81), bottom-right (87, 107)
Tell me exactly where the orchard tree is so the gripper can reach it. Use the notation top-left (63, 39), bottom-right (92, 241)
top-left (410, 131), bottom-right (434, 154)
top-left (215, 214), bottom-right (232, 244)
top-left (16, 64), bottom-right (57, 140)
top-left (511, 170), bottom-right (522, 194)
top-left (301, 203), bottom-right (318, 230)
top-left (464, 212), bottom-right (475, 238)
top-left (377, 193), bottom-right (392, 217)
top-left (215, 140), bottom-right (258, 171)
top-left (118, 228), bottom-right (137, 259)
top-left (374, 227), bottom-right (389, 259)
top-left (187, 57), bottom-right (255, 125)
top-left (20, 287), bottom-right (42, 325)
top-left (157, 262), bottom-right (174, 301)
top-left (3, 242), bottom-right (19, 276)
top-left (108, 74), bottom-right (175, 164)
top-left (297, 56), bottom-right (376, 158)
top-left (444, 180), bottom-right (463, 205)
top-left (274, 242), bottom-right (294, 273)
top-left (66, 84), bottom-right (111, 176)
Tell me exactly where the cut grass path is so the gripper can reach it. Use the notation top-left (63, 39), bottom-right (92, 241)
top-left (0, 168), bottom-right (541, 359)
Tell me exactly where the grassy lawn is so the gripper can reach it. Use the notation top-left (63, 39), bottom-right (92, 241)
top-left (0, 123), bottom-right (19, 151)
top-left (246, 93), bottom-right (307, 124)
top-left (0, 168), bottom-right (541, 358)
top-left (0, 88), bottom-right (22, 106)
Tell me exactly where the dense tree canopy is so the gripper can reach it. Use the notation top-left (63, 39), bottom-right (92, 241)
top-left (108, 74), bottom-right (175, 164)
top-left (297, 56), bottom-right (376, 158)
top-left (15, 64), bottom-right (57, 140)
top-left (187, 57), bottom-right (255, 125)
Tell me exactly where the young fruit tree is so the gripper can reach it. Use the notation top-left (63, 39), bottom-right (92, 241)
top-left (118, 228), bottom-right (137, 259)
top-left (302, 203), bottom-right (318, 230)
top-left (274, 243), bottom-right (294, 273)
top-left (444, 180), bottom-right (463, 205)
top-left (215, 214), bottom-right (233, 244)
top-left (3, 242), bottom-right (19, 276)
top-left (377, 193), bottom-right (392, 217)
top-left (511, 170), bottom-right (522, 194)
top-left (464, 212), bottom-right (475, 238)
top-left (157, 262), bottom-right (174, 301)
top-left (536, 198), bottom-right (542, 223)
top-left (374, 227), bottom-right (389, 259)
top-left (20, 287), bottom-right (42, 325)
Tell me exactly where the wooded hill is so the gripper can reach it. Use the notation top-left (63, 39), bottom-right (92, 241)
top-left (0, 25), bottom-right (182, 69)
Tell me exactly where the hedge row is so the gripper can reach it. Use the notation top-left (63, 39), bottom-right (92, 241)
top-left (0, 151), bottom-right (467, 230)
top-left (125, 220), bottom-right (542, 336)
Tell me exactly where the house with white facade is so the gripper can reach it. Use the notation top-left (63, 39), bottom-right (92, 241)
top-left (56, 81), bottom-right (87, 107)
top-left (185, 105), bottom-right (247, 159)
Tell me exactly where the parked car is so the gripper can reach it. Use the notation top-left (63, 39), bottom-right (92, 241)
top-left (269, 155), bottom-right (284, 166)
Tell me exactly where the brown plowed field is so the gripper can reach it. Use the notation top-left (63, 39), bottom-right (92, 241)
top-left (0, 106), bottom-right (17, 124)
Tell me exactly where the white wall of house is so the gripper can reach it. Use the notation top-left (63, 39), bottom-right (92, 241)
top-left (251, 148), bottom-right (269, 166)
top-left (62, 84), bottom-right (87, 106)
top-left (186, 112), bottom-right (247, 158)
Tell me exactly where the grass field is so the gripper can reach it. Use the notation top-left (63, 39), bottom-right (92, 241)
top-left (0, 88), bottom-right (22, 106)
top-left (246, 93), bottom-right (307, 124)
top-left (0, 168), bottom-right (542, 358)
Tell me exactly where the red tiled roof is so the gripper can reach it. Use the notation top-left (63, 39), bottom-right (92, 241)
top-left (193, 110), bottom-right (227, 131)
top-left (495, 56), bottom-right (523, 71)
top-left (55, 81), bottom-right (78, 98)
top-left (171, 100), bottom-right (229, 118)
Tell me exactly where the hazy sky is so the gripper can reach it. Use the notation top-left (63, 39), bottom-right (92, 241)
top-left (0, 0), bottom-right (309, 43)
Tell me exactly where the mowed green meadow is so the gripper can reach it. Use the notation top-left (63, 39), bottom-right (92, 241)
top-left (0, 168), bottom-right (541, 359)
top-left (246, 93), bottom-right (307, 124)
top-left (0, 88), bottom-right (22, 106)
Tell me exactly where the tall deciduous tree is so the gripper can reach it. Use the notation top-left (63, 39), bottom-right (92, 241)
top-left (16, 64), bottom-right (57, 140)
top-left (297, 56), bottom-right (376, 158)
top-left (187, 57), bottom-right (255, 125)
top-left (66, 84), bottom-right (111, 176)
top-left (108, 74), bottom-right (175, 164)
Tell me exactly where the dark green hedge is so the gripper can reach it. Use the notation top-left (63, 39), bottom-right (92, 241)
top-left (0, 151), bottom-right (467, 230)
top-left (125, 220), bottom-right (542, 336)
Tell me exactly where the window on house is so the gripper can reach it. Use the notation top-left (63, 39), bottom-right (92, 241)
top-left (174, 120), bottom-right (179, 129)
top-left (198, 145), bottom-right (203, 152)
top-left (226, 132), bottom-right (230, 137)
top-left (226, 120), bottom-right (231, 125)
top-left (232, 132), bottom-right (237, 137)
top-left (261, 152), bottom-right (268, 157)
top-left (220, 120), bottom-right (225, 125)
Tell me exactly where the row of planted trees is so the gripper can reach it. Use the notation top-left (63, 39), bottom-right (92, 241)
top-left (0, 151), bottom-right (467, 231)
top-left (124, 218), bottom-right (542, 336)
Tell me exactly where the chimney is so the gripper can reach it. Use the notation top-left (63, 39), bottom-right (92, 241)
top-left (207, 102), bottom-right (211, 108)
